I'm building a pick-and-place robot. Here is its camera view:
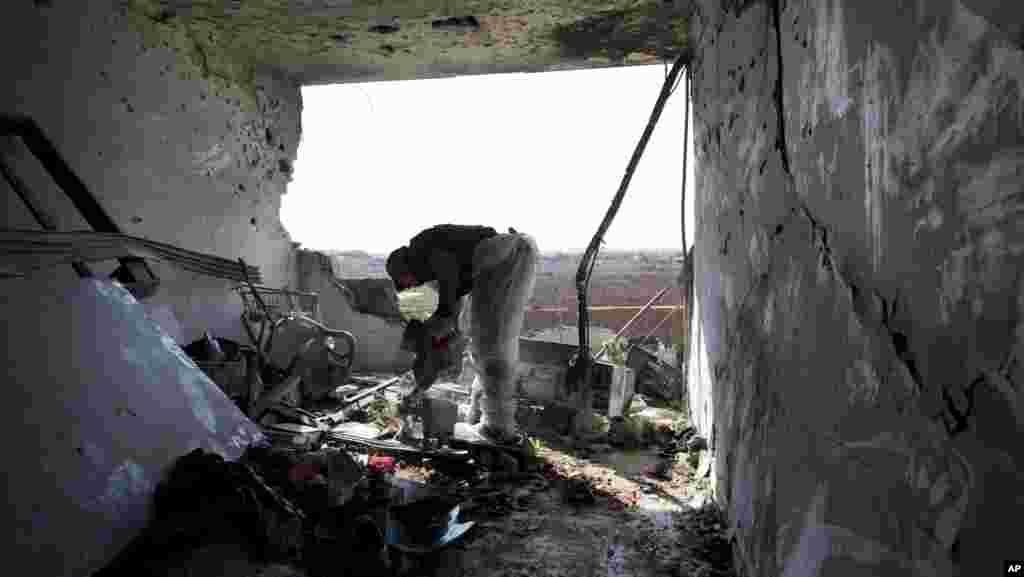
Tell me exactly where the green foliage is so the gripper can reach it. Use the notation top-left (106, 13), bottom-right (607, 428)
top-left (523, 436), bottom-right (546, 470)
top-left (603, 336), bottom-right (629, 366)
top-left (366, 397), bottom-right (399, 430)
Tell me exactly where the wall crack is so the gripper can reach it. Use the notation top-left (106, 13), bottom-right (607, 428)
top-left (935, 352), bottom-right (1019, 438)
top-left (771, 0), bottom-right (792, 175)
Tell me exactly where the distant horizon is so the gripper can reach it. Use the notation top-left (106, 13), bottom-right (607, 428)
top-left (319, 246), bottom-right (686, 257)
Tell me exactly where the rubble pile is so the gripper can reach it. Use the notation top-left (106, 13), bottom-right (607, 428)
top-left (94, 329), bottom-right (731, 577)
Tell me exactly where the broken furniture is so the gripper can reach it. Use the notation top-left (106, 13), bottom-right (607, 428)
top-left (0, 114), bottom-right (161, 298)
top-left (236, 279), bottom-right (357, 413)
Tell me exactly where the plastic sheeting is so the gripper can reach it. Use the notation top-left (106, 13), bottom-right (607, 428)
top-left (1, 277), bottom-right (263, 577)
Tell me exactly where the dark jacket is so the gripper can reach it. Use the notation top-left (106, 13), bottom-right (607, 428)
top-left (405, 224), bottom-right (498, 314)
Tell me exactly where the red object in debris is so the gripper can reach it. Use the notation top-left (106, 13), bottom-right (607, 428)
top-left (288, 462), bottom-right (321, 484)
top-left (431, 335), bottom-right (450, 351)
top-left (608, 500), bottom-right (626, 512)
top-left (541, 463), bottom-right (559, 481)
top-left (367, 455), bottom-right (396, 475)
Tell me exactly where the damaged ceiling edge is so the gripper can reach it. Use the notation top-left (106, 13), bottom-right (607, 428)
top-left (119, 0), bottom-right (691, 108)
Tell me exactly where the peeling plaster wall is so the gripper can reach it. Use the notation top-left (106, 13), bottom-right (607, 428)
top-left (688, 0), bottom-right (1024, 575)
top-left (1, 1), bottom-right (302, 345)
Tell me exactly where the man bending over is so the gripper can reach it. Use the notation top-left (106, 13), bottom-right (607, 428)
top-left (386, 224), bottom-right (538, 445)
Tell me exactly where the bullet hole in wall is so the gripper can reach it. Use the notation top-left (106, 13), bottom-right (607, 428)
top-left (250, 217), bottom-right (257, 228)
top-left (131, 216), bottom-right (143, 224)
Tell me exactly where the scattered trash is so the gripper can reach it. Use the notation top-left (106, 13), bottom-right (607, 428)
top-left (385, 502), bottom-right (475, 553)
top-left (367, 455), bottom-right (396, 475)
top-left (182, 330), bottom-right (228, 362)
top-left (95, 355), bottom-right (723, 577)
top-left (263, 422), bottom-right (323, 450)
top-left (330, 384), bottom-right (361, 400)
top-left (333, 421), bottom-right (383, 439)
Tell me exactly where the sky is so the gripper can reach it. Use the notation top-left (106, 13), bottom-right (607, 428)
top-left (280, 64), bottom-right (696, 255)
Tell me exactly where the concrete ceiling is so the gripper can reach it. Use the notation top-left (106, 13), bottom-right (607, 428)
top-left (124, 0), bottom-right (691, 88)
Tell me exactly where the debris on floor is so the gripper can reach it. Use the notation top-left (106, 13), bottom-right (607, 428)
top-left (94, 369), bottom-right (736, 577)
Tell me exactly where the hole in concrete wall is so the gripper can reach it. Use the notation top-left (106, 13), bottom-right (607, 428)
top-left (280, 65), bottom-right (697, 352)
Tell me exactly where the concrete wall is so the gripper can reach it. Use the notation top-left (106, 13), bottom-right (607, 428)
top-left (687, 0), bottom-right (1024, 575)
top-left (1, 0), bottom-right (302, 346)
top-left (295, 249), bottom-right (411, 372)
top-left (518, 338), bottom-right (578, 402)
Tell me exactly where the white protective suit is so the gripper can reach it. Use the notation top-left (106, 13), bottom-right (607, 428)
top-left (463, 231), bottom-right (539, 441)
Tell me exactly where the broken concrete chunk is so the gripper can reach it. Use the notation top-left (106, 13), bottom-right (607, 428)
top-left (335, 277), bottom-right (403, 320)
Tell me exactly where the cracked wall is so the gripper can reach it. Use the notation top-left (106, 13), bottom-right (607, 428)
top-left (687, 0), bottom-right (1024, 575)
top-left (2, 0), bottom-right (302, 345)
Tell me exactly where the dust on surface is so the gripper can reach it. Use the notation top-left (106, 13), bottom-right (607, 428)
top-left (394, 406), bottom-right (737, 577)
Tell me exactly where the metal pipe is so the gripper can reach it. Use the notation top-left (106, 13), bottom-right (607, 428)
top-left (593, 286), bottom-right (671, 360)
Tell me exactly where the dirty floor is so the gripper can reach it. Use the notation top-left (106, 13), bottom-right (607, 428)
top-left (394, 420), bottom-right (736, 577)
